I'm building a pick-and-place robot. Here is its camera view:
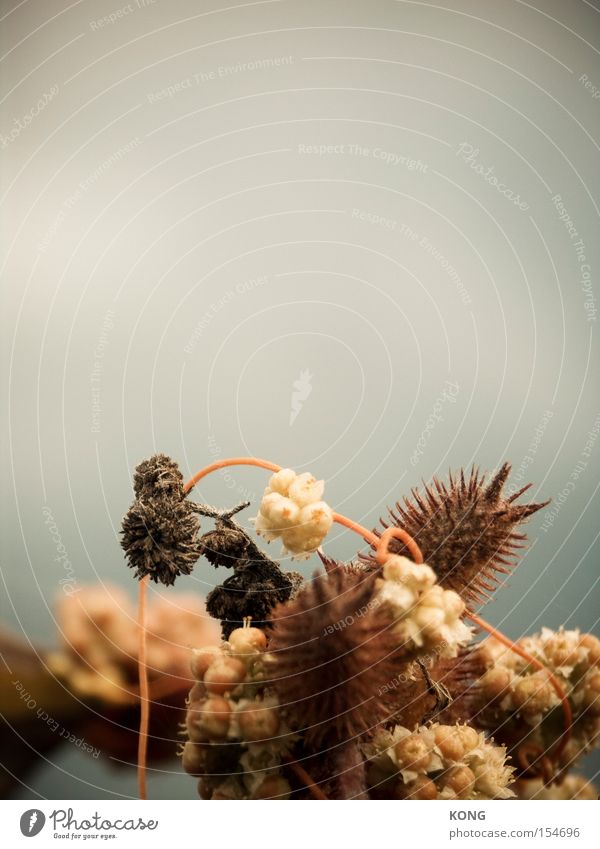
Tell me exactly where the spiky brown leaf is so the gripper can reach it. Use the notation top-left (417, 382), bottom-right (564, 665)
top-left (361, 463), bottom-right (548, 605)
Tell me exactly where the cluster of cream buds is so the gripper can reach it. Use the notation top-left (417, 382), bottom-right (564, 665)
top-left (251, 468), bottom-right (333, 559)
top-left (364, 723), bottom-right (515, 800)
top-left (477, 629), bottom-right (600, 766)
top-left (182, 626), bottom-right (294, 799)
top-left (376, 556), bottom-right (472, 659)
top-left (47, 585), bottom-right (218, 704)
top-left (515, 774), bottom-right (597, 800)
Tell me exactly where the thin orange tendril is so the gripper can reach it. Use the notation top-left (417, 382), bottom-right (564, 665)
top-left (375, 525), bottom-right (424, 565)
top-left (137, 575), bottom-right (149, 800)
top-left (517, 744), bottom-right (555, 783)
top-left (136, 456), bottom-right (573, 796)
top-left (183, 456), bottom-right (281, 493)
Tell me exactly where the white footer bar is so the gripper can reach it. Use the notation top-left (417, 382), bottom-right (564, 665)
top-left (1, 799), bottom-right (598, 848)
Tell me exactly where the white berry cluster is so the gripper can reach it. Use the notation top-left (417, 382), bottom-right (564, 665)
top-left (477, 628), bottom-right (600, 768)
top-left (364, 723), bottom-right (515, 799)
top-left (376, 556), bottom-right (472, 659)
top-left (182, 626), bottom-right (294, 799)
top-left (251, 468), bottom-right (334, 560)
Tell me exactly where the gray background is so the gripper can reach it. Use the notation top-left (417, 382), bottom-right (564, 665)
top-left (1, 0), bottom-right (598, 798)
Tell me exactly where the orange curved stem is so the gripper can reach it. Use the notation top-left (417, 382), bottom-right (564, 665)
top-left (469, 610), bottom-right (572, 761)
top-left (517, 745), bottom-right (555, 783)
top-left (183, 457), bottom-right (281, 494)
top-left (183, 457), bottom-right (381, 549)
top-left (375, 526), bottom-right (424, 565)
top-left (137, 575), bottom-right (149, 800)
top-left (332, 512), bottom-right (378, 547)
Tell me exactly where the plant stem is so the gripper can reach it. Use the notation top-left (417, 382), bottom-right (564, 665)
top-left (137, 575), bottom-right (149, 800)
top-left (183, 457), bottom-right (280, 494)
top-left (183, 456), bottom-right (380, 546)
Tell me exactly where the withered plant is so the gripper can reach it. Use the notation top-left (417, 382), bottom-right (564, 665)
top-left (120, 455), bottom-right (599, 800)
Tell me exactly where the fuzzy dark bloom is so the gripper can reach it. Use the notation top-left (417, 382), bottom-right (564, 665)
top-left (132, 453), bottom-right (184, 499)
top-left (121, 454), bottom-right (203, 586)
top-left (362, 464), bottom-right (548, 605)
top-left (265, 570), bottom-right (405, 748)
top-left (200, 509), bottom-right (295, 639)
top-left (206, 568), bottom-right (294, 639)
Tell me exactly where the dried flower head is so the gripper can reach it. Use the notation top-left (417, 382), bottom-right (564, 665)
top-left (132, 453), bottom-right (185, 498)
top-left (475, 628), bottom-right (600, 771)
top-left (364, 723), bottom-right (515, 800)
top-left (265, 569), bottom-right (405, 747)
top-left (364, 464), bottom-right (549, 604)
top-left (198, 504), bottom-right (296, 639)
top-left (121, 454), bottom-right (204, 586)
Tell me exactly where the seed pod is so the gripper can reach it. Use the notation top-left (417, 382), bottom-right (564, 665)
top-left (512, 675), bottom-right (553, 715)
top-left (190, 647), bottom-right (221, 680)
top-left (187, 697), bottom-right (232, 740)
top-left (480, 667), bottom-right (512, 701)
top-left (434, 726), bottom-right (464, 761)
top-left (121, 454), bottom-right (204, 586)
top-left (455, 725), bottom-right (480, 752)
top-left (204, 658), bottom-right (246, 695)
top-left (394, 735), bottom-right (430, 771)
top-left (582, 673), bottom-right (600, 715)
top-left (580, 634), bottom-right (600, 666)
top-left (445, 766), bottom-right (476, 798)
top-left (403, 775), bottom-right (438, 799)
top-left (236, 702), bottom-right (280, 742)
top-left (181, 741), bottom-right (208, 775)
top-left (228, 627), bottom-right (268, 657)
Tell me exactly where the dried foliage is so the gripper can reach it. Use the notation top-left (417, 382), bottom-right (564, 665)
top-left (115, 456), bottom-right (599, 800)
top-left (265, 569), bottom-right (406, 746)
top-left (198, 504), bottom-right (296, 638)
top-left (121, 454), bottom-right (205, 586)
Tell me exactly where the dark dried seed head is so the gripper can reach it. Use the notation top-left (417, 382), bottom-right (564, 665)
top-left (132, 453), bottom-right (184, 499)
top-left (121, 454), bottom-right (202, 586)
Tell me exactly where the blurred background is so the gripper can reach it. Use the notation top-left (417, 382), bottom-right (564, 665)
top-left (0, 0), bottom-right (598, 798)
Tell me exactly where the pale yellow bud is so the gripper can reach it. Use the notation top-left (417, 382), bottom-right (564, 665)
top-left (288, 472), bottom-right (324, 506)
top-left (267, 468), bottom-right (296, 495)
top-left (394, 735), bottom-right (431, 771)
